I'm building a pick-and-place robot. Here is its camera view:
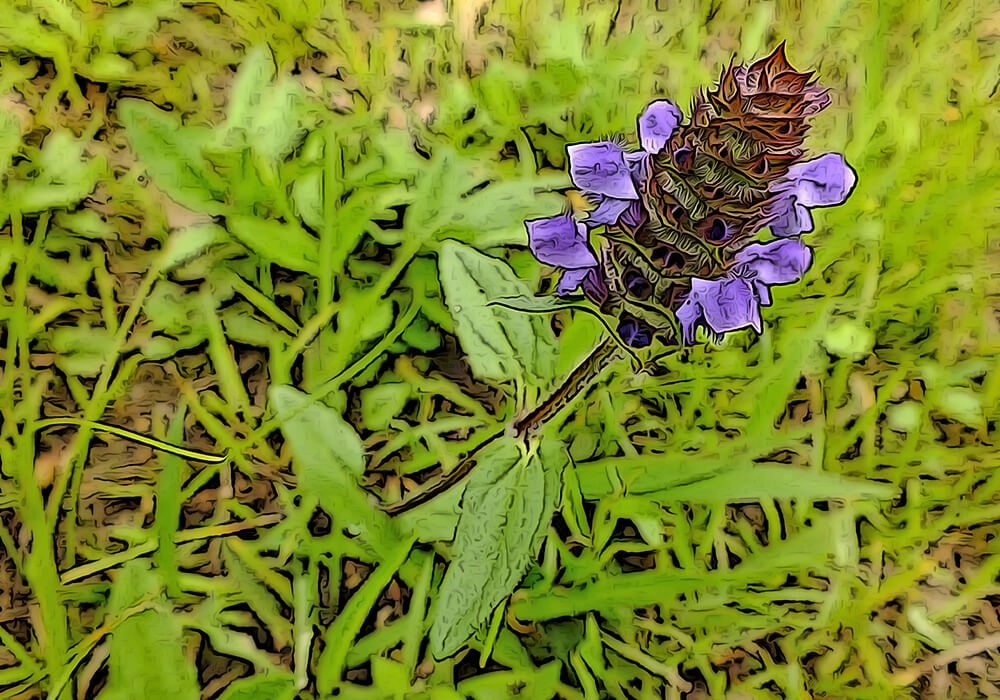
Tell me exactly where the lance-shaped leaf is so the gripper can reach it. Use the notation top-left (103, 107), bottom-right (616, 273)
top-left (438, 241), bottom-right (557, 385)
top-left (430, 437), bottom-right (565, 657)
top-left (270, 385), bottom-right (399, 554)
top-left (119, 98), bottom-right (227, 214)
top-left (226, 215), bottom-right (320, 274)
top-left (101, 561), bottom-right (199, 700)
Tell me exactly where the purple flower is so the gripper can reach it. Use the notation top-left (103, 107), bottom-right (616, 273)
top-left (556, 266), bottom-right (609, 300)
top-left (733, 238), bottom-right (812, 305)
top-left (766, 196), bottom-right (814, 237)
top-left (638, 100), bottom-right (682, 154)
top-left (566, 102), bottom-right (680, 230)
top-left (524, 215), bottom-right (605, 297)
top-left (767, 153), bottom-right (856, 236)
top-left (675, 276), bottom-right (762, 345)
top-left (525, 215), bottom-right (598, 269)
top-left (567, 142), bottom-right (639, 200)
top-left (623, 269), bottom-right (653, 299)
top-left (676, 238), bottom-right (814, 343)
top-left (778, 153), bottom-right (857, 207)
top-left (587, 196), bottom-right (633, 226)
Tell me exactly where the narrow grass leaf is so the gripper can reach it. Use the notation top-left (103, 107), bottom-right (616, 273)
top-left (316, 537), bottom-right (416, 694)
top-left (512, 523), bottom-right (837, 621)
top-left (216, 675), bottom-right (297, 700)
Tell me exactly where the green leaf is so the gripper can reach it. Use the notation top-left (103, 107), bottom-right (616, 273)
top-left (316, 536), bottom-right (415, 694)
top-left (53, 209), bottom-right (116, 241)
top-left (221, 303), bottom-right (293, 347)
top-left (51, 323), bottom-right (115, 377)
top-left (396, 478), bottom-right (464, 544)
top-left (100, 561), bottom-right (199, 700)
top-left (512, 523), bottom-right (838, 621)
top-left (270, 385), bottom-right (399, 553)
top-left (399, 313), bottom-right (441, 352)
top-left (119, 98), bottom-right (227, 214)
top-left (226, 215), bottom-right (320, 274)
top-left (9, 130), bottom-right (106, 212)
top-left (360, 382), bottom-right (411, 431)
top-left (222, 46), bottom-right (313, 163)
top-left (224, 46), bottom-right (277, 135)
top-left (577, 456), bottom-right (894, 503)
top-left (935, 387), bottom-right (985, 429)
top-left (163, 223), bottom-right (227, 272)
top-left (0, 109), bottom-right (22, 176)
top-left (821, 319), bottom-right (874, 360)
top-left (216, 675), bottom-right (297, 700)
top-left (430, 437), bottom-right (564, 657)
top-left (437, 241), bottom-right (557, 386)
top-left (886, 401), bottom-right (922, 433)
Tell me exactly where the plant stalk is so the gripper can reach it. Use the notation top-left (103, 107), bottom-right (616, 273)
top-left (382, 337), bottom-right (621, 516)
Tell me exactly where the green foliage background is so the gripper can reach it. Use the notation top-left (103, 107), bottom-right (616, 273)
top-left (0, 0), bottom-right (998, 698)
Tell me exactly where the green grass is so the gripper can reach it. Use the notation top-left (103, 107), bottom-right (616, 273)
top-left (1, 0), bottom-right (998, 698)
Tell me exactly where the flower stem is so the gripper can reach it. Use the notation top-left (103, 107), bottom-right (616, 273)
top-left (382, 336), bottom-right (621, 516)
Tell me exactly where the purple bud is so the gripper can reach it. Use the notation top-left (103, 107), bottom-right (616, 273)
top-left (623, 270), bottom-right (653, 299)
top-left (638, 100), bottom-right (682, 154)
top-left (705, 218), bottom-right (732, 243)
top-left (617, 316), bottom-right (653, 348)
top-left (674, 147), bottom-right (693, 169)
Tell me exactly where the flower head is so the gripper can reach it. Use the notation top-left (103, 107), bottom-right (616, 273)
top-left (522, 45), bottom-right (855, 350)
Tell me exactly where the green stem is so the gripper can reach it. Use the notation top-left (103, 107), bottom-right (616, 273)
top-left (34, 419), bottom-right (228, 464)
top-left (382, 336), bottom-right (622, 516)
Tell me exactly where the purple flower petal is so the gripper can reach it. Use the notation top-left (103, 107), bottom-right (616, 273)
top-left (619, 199), bottom-right (647, 229)
top-left (638, 100), bottom-right (682, 154)
top-left (676, 277), bottom-right (762, 344)
top-left (753, 280), bottom-right (772, 306)
top-left (557, 266), bottom-right (608, 303)
top-left (586, 196), bottom-right (632, 226)
top-left (556, 267), bottom-right (591, 295)
top-left (767, 195), bottom-right (813, 237)
top-left (625, 150), bottom-right (651, 183)
top-left (774, 153), bottom-right (857, 207)
top-left (568, 142), bottom-right (639, 200)
top-left (734, 238), bottom-right (812, 291)
top-left (525, 215), bottom-right (599, 269)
